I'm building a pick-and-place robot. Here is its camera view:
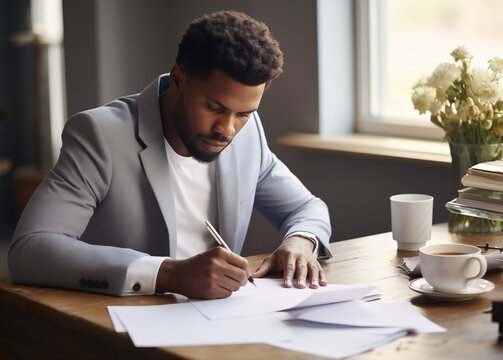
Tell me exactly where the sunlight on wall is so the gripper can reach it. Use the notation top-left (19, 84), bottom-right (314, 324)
top-left (31, 0), bottom-right (66, 163)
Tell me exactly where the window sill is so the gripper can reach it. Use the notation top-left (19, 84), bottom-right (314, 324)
top-left (276, 133), bottom-right (451, 167)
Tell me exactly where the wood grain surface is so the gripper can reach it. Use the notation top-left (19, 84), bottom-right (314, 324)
top-left (1, 224), bottom-right (502, 359)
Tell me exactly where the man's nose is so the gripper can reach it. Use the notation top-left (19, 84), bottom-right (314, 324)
top-left (213, 113), bottom-right (236, 137)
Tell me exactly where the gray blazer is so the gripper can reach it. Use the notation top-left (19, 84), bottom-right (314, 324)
top-left (8, 74), bottom-right (332, 296)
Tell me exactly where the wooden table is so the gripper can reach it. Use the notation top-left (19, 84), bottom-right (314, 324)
top-left (1, 224), bottom-right (503, 359)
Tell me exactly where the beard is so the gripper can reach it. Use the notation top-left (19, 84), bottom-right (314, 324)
top-left (172, 94), bottom-right (230, 163)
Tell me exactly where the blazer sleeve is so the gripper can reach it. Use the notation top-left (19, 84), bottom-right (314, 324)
top-left (8, 113), bottom-right (147, 296)
top-left (251, 114), bottom-right (333, 259)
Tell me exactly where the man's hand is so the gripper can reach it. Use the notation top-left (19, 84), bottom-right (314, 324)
top-left (252, 236), bottom-right (327, 289)
top-left (155, 247), bottom-right (251, 299)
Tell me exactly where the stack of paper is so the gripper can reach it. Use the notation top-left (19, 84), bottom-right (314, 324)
top-left (273, 301), bottom-right (444, 359)
top-left (108, 278), bottom-right (445, 359)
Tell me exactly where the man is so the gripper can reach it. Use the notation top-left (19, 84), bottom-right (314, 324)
top-left (8, 10), bottom-right (332, 299)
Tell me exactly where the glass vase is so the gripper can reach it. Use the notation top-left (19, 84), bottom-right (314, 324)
top-left (448, 142), bottom-right (503, 234)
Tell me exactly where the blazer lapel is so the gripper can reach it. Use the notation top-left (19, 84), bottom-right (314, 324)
top-left (137, 76), bottom-right (178, 257)
top-left (216, 144), bottom-right (240, 251)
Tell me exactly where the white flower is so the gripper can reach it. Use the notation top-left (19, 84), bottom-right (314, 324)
top-left (411, 85), bottom-right (439, 115)
top-left (470, 68), bottom-right (501, 104)
top-left (469, 103), bottom-right (480, 117)
top-left (427, 63), bottom-right (460, 100)
top-left (455, 102), bottom-right (470, 122)
top-left (413, 76), bottom-right (428, 87)
top-left (450, 46), bottom-right (472, 62)
top-left (489, 57), bottom-right (503, 75)
top-left (482, 119), bottom-right (493, 129)
top-left (412, 46), bottom-right (503, 143)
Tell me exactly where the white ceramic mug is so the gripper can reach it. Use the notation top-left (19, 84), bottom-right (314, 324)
top-left (390, 194), bottom-right (433, 251)
top-left (419, 243), bottom-right (487, 293)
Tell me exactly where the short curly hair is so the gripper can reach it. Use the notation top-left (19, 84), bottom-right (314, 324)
top-left (176, 10), bottom-right (284, 86)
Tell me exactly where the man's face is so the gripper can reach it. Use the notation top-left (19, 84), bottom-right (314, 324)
top-left (168, 68), bottom-right (266, 163)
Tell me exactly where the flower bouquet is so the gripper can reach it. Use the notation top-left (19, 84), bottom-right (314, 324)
top-left (411, 46), bottom-right (503, 234)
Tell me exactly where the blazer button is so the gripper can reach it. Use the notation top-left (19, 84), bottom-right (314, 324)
top-left (79, 278), bottom-right (86, 288)
top-left (101, 281), bottom-right (109, 289)
top-left (93, 280), bottom-right (102, 288)
top-left (133, 283), bottom-right (141, 292)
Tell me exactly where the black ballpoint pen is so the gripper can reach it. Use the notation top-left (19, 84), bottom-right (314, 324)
top-left (205, 220), bottom-right (257, 287)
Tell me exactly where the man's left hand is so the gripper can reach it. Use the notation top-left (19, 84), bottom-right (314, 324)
top-left (252, 236), bottom-right (327, 289)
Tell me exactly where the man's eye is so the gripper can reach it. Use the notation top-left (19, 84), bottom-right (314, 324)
top-left (206, 103), bottom-right (220, 111)
top-left (237, 113), bottom-right (250, 119)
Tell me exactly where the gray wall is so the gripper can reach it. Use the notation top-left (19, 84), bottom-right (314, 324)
top-left (0, 0), bottom-right (453, 254)
top-left (0, 0), bottom-right (35, 228)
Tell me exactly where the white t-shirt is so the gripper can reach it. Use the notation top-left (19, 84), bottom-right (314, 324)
top-left (163, 139), bottom-right (218, 259)
top-left (124, 139), bottom-right (218, 295)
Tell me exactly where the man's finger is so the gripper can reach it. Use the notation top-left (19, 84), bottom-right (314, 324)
top-left (221, 262), bottom-right (250, 287)
top-left (295, 260), bottom-right (308, 288)
top-left (308, 263), bottom-right (319, 289)
top-left (252, 257), bottom-right (273, 277)
top-left (319, 267), bottom-right (328, 286)
top-left (284, 262), bottom-right (295, 288)
top-left (224, 250), bottom-right (251, 271)
top-left (219, 275), bottom-right (245, 292)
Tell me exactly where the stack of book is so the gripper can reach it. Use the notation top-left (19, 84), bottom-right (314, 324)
top-left (454, 160), bottom-right (503, 214)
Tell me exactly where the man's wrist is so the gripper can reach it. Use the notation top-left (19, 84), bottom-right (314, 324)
top-left (155, 258), bottom-right (179, 294)
top-left (286, 232), bottom-right (319, 254)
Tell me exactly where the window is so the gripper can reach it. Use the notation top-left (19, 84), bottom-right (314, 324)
top-left (356, 0), bottom-right (503, 140)
top-left (31, 0), bottom-right (66, 163)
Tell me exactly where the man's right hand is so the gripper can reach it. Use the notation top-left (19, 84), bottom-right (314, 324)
top-left (155, 246), bottom-right (251, 299)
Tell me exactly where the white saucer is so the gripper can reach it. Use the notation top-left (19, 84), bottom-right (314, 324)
top-left (408, 278), bottom-right (495, 301)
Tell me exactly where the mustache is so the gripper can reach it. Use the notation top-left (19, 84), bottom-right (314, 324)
top-left (202, 134), bottom-right (231, 144)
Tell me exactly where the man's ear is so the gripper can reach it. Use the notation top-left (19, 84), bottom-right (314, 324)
top-left (170, 64), bottom-right (185, 91)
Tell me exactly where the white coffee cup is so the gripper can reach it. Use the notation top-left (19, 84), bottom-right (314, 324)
top-left (419, 243), bottom-right (487, 293)
top-left (390, 194), bottom-right (433, 251)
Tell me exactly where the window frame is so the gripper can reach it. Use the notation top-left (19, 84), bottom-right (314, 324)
top-left (354, 0), bottom-right (444, 141)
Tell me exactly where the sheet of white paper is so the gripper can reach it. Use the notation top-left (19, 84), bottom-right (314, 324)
top-left (360, 287), bottom-right (381, 302)
top-left (110, 302), bottom-right (292, 347)
top-left (107, 306), bottom-right (127, 333)
top-left (107, 292), bottom-right (189, 333)
top-left (269, 316), bottom-right (408, 359)
top-left (191, 278), bottom-right (377, 320)
top-left (286, 300), bottom-right (445, 333)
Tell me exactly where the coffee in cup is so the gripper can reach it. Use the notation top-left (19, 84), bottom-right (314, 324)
top-left (419, 243), bottom-right (487, 293)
